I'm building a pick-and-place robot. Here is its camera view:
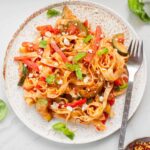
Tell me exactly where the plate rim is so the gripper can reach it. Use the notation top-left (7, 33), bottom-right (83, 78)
top-left (3, 0), bottom-right (147, 144)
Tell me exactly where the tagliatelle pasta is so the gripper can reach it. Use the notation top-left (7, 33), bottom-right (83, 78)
top-left (14, 6), bottom-right (129, 131)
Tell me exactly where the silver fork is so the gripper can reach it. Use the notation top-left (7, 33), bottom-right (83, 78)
top-left (118, 40), bottom-right (143, 150)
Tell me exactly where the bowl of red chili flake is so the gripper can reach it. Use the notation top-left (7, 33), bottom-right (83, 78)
top-left (125, 137), bottom-right (150, 150)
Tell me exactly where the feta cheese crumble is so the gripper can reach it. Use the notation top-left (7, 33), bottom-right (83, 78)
top-left (57, 79), bottom-right (63, 85)
top-left (83, 76), bottom-right (90, 83)
top-left (88, 49), bottom-right (93, 53)
top-left (66, 106), bottom-right (73, 111)
top-left (63, 38), bottom-right (70, 46)
top-left (82, 103), bottom-right (88, 111)
top-left (99, 96), bottom-right (104, 102)
top-left (51, 102), bottom-right (59, 109)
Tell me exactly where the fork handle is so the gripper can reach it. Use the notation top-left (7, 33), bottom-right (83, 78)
top-left (118, 82), bottom-right (133, 150)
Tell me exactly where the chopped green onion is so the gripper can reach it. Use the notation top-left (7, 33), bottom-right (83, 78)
top-left (75, 67), bottom-right (83, 80)
top-left (22, 64), bottom-right (28, 75)
top-left (0, 99), bottom-right (8, 121)
top-left (65, 63), bottom-right (79, 71)
top-left (46, 75), bottom-right (55, 84)
top-left (119, 83), bottom-right (128, 90)
top-left (62, 128), bottom-right (74, 140)
top-left (73, 52), bottom-right (87, 63)
top-left (18, 64), bottom-right (28, 86)
top-left (39, 40), bottom-right (47, 49)
top-left (83, 35), bottom-right (93, 43)
top-left (115, 83), bottom-right (128, 91)
top-left (52, 122), bottom-right (66, 131)
top-left (66, 63), bottom-right (83, 80)
top-left (52, 122), bottom-right (75, 140)
top-left (97, 48), bottom-right (109, 56)
top-left (47, 9), bottom-right (60, 18)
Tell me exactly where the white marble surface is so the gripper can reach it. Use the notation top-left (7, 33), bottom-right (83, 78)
top-left (0, 0), bottom-right (150, 149)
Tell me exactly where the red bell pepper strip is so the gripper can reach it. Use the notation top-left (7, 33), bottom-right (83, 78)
top-left (101, 112), bottom-right (109, 124)
top-left (22, 59), bottom-right (39, 72)
top-left (50, 41), bottom-right (68, 63)
top-left (84, 26), bottom-right (102, 62)
top-left (118, 37), bottom-right (125, 44)
top-left (65, 98), bottom-right (86, 108)
top-left (52, 28), bottom-right (60, 34)
top-left (108, 98), bottom-right (115, 106)
top-left (67, 24), bottom-right (79, 35)
top-left (114, 79), bottom-right (122, 86)
top-left (37, 25), bottom-right (53, 36)
top-left (36, 25), bottom-right (60, 36)
top-left (108, 93), bottom-right (115, 106)
top-left (14, 56), bottom-right (31, 61)
top-left (83, 20), bottom-right (88, 28)
top-left (114, 75), bottom-right (128, 86)
top-left (22, 42), bottom-right (39, 51)
top-left (14, 56), bottom-right (39, 72)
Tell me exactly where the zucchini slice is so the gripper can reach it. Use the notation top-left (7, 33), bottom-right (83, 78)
top-left (112, 33), bottom-right (128, 56)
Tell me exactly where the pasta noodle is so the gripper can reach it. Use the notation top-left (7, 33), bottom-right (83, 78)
top-left (14, 6), bottom-right (129, 131)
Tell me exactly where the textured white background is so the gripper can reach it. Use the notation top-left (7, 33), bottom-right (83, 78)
top-left (0, 0), bottom-right (150, 150)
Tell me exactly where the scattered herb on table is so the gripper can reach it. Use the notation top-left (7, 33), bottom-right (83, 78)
top-left (128, 0), bottom-right (150, 22)
top-left (0, 99), bottom-right (8, 121)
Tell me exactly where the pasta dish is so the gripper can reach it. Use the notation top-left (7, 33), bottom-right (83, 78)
top-left (14, 6), bottom-right (129, 131)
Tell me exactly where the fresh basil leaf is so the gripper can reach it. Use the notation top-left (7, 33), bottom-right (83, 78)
top-left (47, 9), bottom-right (60, 18)
top-left (0, 99), bottom-right (8, 121)
top-left (39, 40), bottom-right (47, 49)
top-left (128, 0), bottom-right (150, 22)
top-left (83, 35), bottom-right (93, 43)
top-left (75, 67), bottom-right (83, 80)
top-left (97, 48), bottom-right (109, 56)
top-left (52, 122), bottom-right (66, 132)
top-left (62, 128), bottom-right (75, 140)
top-left (73, 52), bottom-right (87, 63)
top-left (46, 75), bottom-right (55, 84)
top-left (52, 122), bottom-right (75, 140)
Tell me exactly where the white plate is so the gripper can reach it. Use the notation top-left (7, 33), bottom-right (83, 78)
top-left (4, 0), bottom-right (147, 144)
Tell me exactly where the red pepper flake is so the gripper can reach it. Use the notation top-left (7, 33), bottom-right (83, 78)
top-left (39, 76), bottom-right (46, 81)
top-left (64, 98), bottom-right (87, 108)
top-left (83, 19), bottom-right (88, 27)
top-left (101, 112), bottom-right (109, 124)
top-left (108, 98), bottom-right (115, 106)
top-left (117, 38), bottom-right (125, 44)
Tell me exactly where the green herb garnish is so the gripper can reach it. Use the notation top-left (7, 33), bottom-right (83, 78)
top-left (83, 35), bottom-right (93, 43)
top-left (52, 122), bottom-right (75, 140)
top-left (18, 64), bottom-right (28, 86)
top-left (46, 75), bottom-right (56, 84)
top-left (47, 9), bottom-right (60, 18)
top-left (73, 52), bottom-right (87, 63)
top-left (128, 0), bottom-right (150, 22)
top-left (75, 67), bottom-right (83, 80)
top-left (39, 40), bottom-right (47, 49)
top-left (115, 83), bottom-right (128, 91)
top-left (97, 48), bottom-right (109, 56)
top-left (66, 63), bottom-right (78, 71)
top-left (0, 99), bottom-right (8, 121)
top-left (66, 63), bottom-right (83, 80)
